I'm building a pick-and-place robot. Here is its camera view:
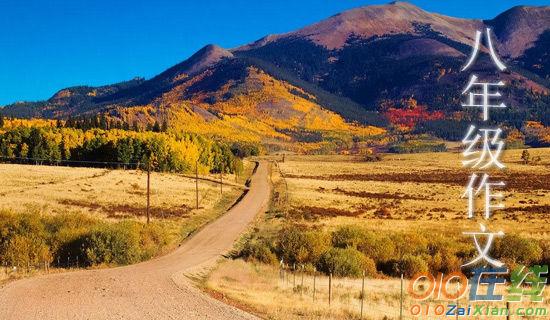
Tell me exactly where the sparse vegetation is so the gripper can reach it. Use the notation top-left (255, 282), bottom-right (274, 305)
top-left (0, 161), bottom-right (252, 278)
top-left (210, 149), bottom-right (550, 319)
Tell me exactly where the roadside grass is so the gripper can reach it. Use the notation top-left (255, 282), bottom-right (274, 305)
top-left (206, 258), bottom-right (550, 320)
top-left (204, 149), bottom-right (550, 319)
top-left (0, 160), bottom-right (254, 283)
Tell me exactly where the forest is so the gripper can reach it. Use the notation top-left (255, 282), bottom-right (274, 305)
top-left (0, 116), bottom-right (257, 174)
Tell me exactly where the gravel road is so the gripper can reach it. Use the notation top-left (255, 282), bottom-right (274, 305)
top-left (0, 162), bottom-right (270, 320)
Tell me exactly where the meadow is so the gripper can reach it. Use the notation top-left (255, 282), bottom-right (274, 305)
top-left (0, 161), bottom-right (253, 281)
top-left (205, 148), bottom-right (550, 319)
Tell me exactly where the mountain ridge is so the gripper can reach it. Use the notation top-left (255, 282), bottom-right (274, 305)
top-left (1, 1), bottom-right (549, 148)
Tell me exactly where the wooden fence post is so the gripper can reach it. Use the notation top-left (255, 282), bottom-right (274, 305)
top-left (329, 272), bottom-right (332, 307)
top-left (313, 269), bottom-right (316, 302)
top-left (301, 265), bottom-right (304, 292)
top-left (400, 274), bottom-right (404, 320)
top-left (361, 270), bottom-right (365, 319)
top-left (293, 263), bottom-right (296, 288)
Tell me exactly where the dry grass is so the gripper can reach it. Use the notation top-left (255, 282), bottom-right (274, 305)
top-left (207, 259), bottom-right (550, 320)
top-left (0, 161), bottom-right (254, 282)
top-left (276, 149), bottom-right (550, 239)
top-left (205, 149), bottom-right (550, 319)
top-left (0, 163), bottom-right (248, 221)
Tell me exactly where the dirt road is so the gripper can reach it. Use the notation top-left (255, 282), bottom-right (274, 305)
top-left (0, 162), bottom-right (270, 320)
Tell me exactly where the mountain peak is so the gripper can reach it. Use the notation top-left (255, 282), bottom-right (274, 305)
top-left (487, 5), bottom-right (550, 57)
top-left (271, 1), bottom-right (481, 49)
top-left (388, 1), bottom-right (420, 8)
top-left (185, 44), bottom-right (233, 75)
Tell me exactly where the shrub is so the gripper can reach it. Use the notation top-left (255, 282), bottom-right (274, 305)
top-left (426, 236), bottom-right (462, 274)
top-left (493, 234), bottom-right (543, 266)
top-left (240, 239), bottom-right (278, 265)
top-left (521, 150), bottom-right (530, 164)
top-left (276, 225), bottom-right (330, 265)
top-left (389, 140), bottom-right (447, 154)
top-left (358, 231), bottom-right (396, 263)
top-left (391, 232), bottom-right (429, 258)
top-left (332, 225), bottom-right (366, 249)
top-left (0, 211), bottom-right (52, 267)
top-left (317, 247), bottom-right (376, 277)
top-left (2, 234), bottom-right (51, 268)
top-left (79, 222), bottom-right (140, 266)
top-left (0, 210), bottom-right (170, 269)
top-left (139, 223), bottom-right (169, 260)
top-left (392, 254), bottom-right (429, 278)
top-left (540, 241), bottom-right (550, 267)
top-left (364, 153), bottom-right (383, 162)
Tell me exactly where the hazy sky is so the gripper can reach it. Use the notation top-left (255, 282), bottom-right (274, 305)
top-left (1, 0), bottom-right (548, 105)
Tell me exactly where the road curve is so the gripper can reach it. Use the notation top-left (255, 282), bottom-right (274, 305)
top-left (0, 162), bottom-right (270, 320)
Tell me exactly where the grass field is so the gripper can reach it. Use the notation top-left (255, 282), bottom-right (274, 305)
top-left (0, 161), bottom-right (253, 281)
top-left (272, 148), bottom-right (550, 238)
top-left (205, 148), bottom-right (550, 319)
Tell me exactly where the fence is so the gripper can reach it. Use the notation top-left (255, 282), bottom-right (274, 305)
top-left (274, 263), bottom-right (545, 320)
top-left (0, 157), bottom-right (248, 278)
top-left (278, 263), bottom-right (409, 319)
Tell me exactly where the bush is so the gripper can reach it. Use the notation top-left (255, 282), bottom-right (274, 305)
top-left (358, 231), bottom-right (396, 264)
top-left (80, 221), bottom-right (142, 266)
top-left (0, 210), bottom-right (170, 268)
top-left (240, 239), bottom-right (278, 265)
top-left (139, 223), bottom-right (169, 260)
top-left (389, 141), bottom-right (447, 154)
top-left (363, 153), bottom-right (383, 162)
top-left (493, 234), bottom-right (543, 266)
top-left (0, 211), bottom-right (52, 267)
top-left (391, 232), bottom-right (429, 258)
top-left (387, 254), bottom-right (429, 278)
top-left (540, 241), bottom-right (550, 267)
top-left (317, 247), bottom-right (376, 277)
top-left (276, 225), bottom-right (330, 265)
top-left (332, 225), bottom-right (366, 249)
top-left (2, 234), bottom-right (51, 268)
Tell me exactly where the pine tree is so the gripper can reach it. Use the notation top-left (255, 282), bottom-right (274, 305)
top-left (152, 121), bottom-right (161, 132)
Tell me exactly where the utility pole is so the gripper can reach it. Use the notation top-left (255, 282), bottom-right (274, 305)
top-left (195, 159), bottom-right (199, 209)
top-left (220, 163), bottom-right (223, 195)
top-left (146, 162), bottom-right (151, 224)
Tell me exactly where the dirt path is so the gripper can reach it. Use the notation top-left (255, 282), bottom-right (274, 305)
top-left (0, 162), bottom-right (270, 320)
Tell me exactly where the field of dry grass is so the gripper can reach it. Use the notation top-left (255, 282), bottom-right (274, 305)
top-left (0, 161), bottom-right (253, 281)
top-left (207, 258), bottom-right (550, 320)
top-left (0, 163), bottom-right (247, 221)
top-left (205, 148), bottom-right (550, 319)
top-left (277, 148), bottom-right (550, 238)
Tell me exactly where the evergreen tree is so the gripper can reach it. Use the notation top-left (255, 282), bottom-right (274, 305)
top-left (152, 121), bottom-right (161, 133)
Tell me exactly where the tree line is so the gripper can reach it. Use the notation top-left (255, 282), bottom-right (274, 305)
top-left (0, 124), bottom-right (253, 174)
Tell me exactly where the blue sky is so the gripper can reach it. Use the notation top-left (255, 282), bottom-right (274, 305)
top-left (1, 0), bottom-right (548, 105)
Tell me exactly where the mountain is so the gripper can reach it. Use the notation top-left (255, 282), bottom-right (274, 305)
top-left (2, 1), bottom-right (549, 148)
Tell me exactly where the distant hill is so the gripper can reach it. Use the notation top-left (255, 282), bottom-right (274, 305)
top-left (2, 1), bottom-right (549, 147)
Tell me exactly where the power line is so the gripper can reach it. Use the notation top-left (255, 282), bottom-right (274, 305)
top-left (0, 155), bottom-right (140, 166)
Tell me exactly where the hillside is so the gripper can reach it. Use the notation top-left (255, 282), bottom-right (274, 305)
top-left (1, 1), bottom-right (549, 150)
